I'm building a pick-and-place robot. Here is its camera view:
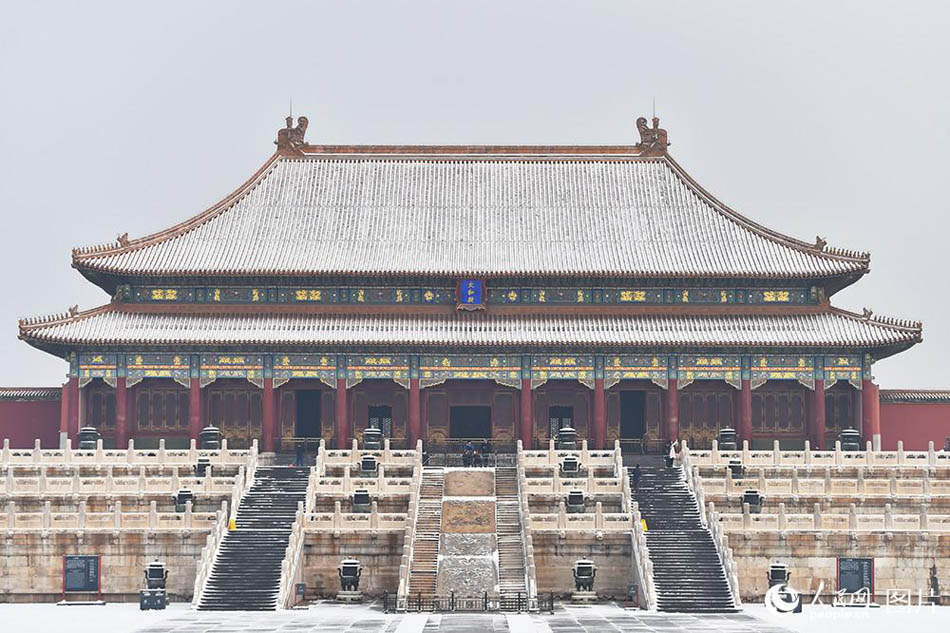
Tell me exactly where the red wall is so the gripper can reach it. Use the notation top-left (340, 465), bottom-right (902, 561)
top-left (880, 402), bottom-right (950, 450)
top-left (0, 399), bottom-right (61, 448)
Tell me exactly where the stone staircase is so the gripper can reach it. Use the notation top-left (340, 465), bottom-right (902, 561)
top-left (197, 467), bottom-right (309, 610)
top-left (494, 467), bottom-right (528, 596)
top-left (407, 467), bottom-right (444, 595)
top-left (631, 465), bottom-right (736, 613)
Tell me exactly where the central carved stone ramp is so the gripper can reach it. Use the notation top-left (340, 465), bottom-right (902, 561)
top-left (631, 466), bottom-right (737, 613)
top-left (494, 467), bottom-right (527, 596)
top-left (198, 466), bottom-right (309, 610)
top-left (407, 467), bottom-right (445, 595)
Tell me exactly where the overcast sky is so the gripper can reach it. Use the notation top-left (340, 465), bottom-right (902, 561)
top-left (1, 1), bottom-right (947, 389)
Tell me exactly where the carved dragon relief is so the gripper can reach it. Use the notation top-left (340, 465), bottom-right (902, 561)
top-left (275, 115), bottom-right (309, 151)
top-left (635, 116), bottom-right (670, 155)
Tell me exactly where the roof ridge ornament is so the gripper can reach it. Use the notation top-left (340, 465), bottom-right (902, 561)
top-left (635, 115), bottom-right (670, 156)
top-left (275, 115), bottom-right (309, 152)
top-left (815, 236), bottom-right (827, 251)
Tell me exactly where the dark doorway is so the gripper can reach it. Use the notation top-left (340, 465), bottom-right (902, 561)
top-left (295, 390), bottom-right (322, 438)
top-left (450, 405), bottom-right (492, 439)
top-left (549, 405), bottom-right (574, 438)
top-left (368, 405), bottom-right (393, 437)
top-left (620, 391), bottom-right (646, 439)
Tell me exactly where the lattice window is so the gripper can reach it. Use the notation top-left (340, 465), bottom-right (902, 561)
top-left (135, 388), bottom-right (189, 431)
top-left (368, 405), bottom-right (393, 437)
top-left (549, 405), bottom-right (573, 438)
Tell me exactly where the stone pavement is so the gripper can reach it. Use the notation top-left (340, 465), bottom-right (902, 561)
top-left (129, 602), bottom-right (794, 633)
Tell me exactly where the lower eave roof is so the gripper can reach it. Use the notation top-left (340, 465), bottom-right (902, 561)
top-left (19, 306), bottom-right (921, 358)
top-left (879, 390), bottom-right (950, 404)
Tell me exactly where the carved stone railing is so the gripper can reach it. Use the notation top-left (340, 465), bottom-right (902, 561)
top-left (681, 442), bottom-right (741, 608)
top-left (193, 455), bottom-right (256, 608)
top-left (622, 472), bottom-right (656, 610)
top-left (395, 440), bottom-right (423, 610)
top-left (191, 500), bottom-right (229, 607)
top-left (0, 499), bottom-right (218, 531)
top-left (1, 437), bottom-right (253, 466)
top-left (2, 466), bottom-right (238, 495)
top-left (277, 501), bottom-right (306, 608)
top-left (515, 441), bottom-right (539, 609)
top-left (686, 439), bottom-right (949, 469)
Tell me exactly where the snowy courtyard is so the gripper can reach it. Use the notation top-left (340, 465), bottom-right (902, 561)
top-left (4, 601), bottom-right (946, 633)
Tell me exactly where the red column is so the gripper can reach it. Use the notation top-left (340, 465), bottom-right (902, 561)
top-left (115, 377), bottom-right (128, 447)
top-left (408, 378), bottom-right (421, 448)
top-left (812, 379), bottom-right (826, 449)
top-left (740, 379), bottom-right (753, 446)
top-left (868, 382), bottom-right (881, 441)
top-left (335, 379), bottom-right (348, 449)
top-left (66, 377), bottom-right (80, 441)
top-left (593, 378), bottom-right (606, 450)
top-left (262, 377), bottom-right (276, 453)
top-left (861, 379), bottom-right (874, 441)
top-left (520, 379), bottom-right (533, 449)
top-left (189, 378), bottom-right (202, 439)
top-left (59, 382), bottom-right (70, 438)
top-left (666, 379), bottom-right (679, 441)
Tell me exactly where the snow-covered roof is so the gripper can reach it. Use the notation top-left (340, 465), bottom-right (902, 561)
top-left (72, 146), bottom-right (869, 283)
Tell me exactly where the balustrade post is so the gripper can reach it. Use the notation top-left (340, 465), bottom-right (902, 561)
top-left (791, 468), bottom-right (799, 494)
top-left (813, 503), bottom-right (822, 529)
top-left (928, 441), bottom-right (936, 467)
top-left (4, 469), bottom-right (12, 494)
top-left (848, 503), bottom-right (857, 531)
top-left (920, 502), bottom-right (928, 530)
top-left (72, 468), bottom-right (80, 493)
top-left (43, 501), bottom-right (51, 530)
top-left (371, 500), bottom-right (379, 531)
top-left (856, 468), bottom-right (865, 494)
top-left (184, 500), bottom-right (193, 529)
top-left (778, 502), bottom-right (786, 531)
top-left (78, 500), bottom-right (86, 530)
top-left (6, 500), bottom-right (14, 529)
top-left (823, 467), bottom-right (831, 494)
top-left (333, 500), bottom-right (342, 530)
top-left (834, 440), bottom-right (842, 465)
top-left (39, 466), bottom-right (47, 493)
top-left (558, 500), bottom-right (567, 530)
top-left (742, 502), bottom-right (751, 530)
top-left (804, 440), bottom-right (811, 465)
top-left (149, 500), bottom-right (158, 529)
top-left (889, 471), bottom-right (897, 495)
top-left (33, 439), bottom-right (43, 464)
top-left (1, 438), bottom-right (9, 465)
top-left (712, 439), bottom-right (720, 465)
top-left (897, 440), bottom-right (905, 465)
top-left (138, 466), bottom-right (147, 491)
top-left (884, 503), bottom-right (893, 530)
top-left (595, 501), bottom-right (603, 530)
top-left (773, 439), bottom-right (781, 465)
top-left (127, 438), bottom-right (135, 464)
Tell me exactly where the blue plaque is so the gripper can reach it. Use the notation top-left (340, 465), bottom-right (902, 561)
top-left (457, 279), bottom-right (485, 310)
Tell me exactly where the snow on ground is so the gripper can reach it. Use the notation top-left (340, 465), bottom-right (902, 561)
top-left (0, 602), bottom-right (190, 633)
top-left (752, 603), bottom-right (948, 633)
top-left (0, 601), bottom-right (946, 633)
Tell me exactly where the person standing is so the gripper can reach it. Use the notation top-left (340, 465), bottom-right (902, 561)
top-left (632, 464), bottom-right (642, 492)
top-left (666, 441), bottom-right (677, 468)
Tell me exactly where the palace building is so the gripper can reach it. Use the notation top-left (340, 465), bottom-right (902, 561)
top-left (16, 116), bottom-right (924, 452)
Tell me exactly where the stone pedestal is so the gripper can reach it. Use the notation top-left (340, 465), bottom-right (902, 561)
top-left (571, 591), bottom-right (597, 603)
top-left (337, 590), bottom-right (363, 602)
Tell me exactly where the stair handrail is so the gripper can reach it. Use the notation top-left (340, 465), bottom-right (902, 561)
top-left (192, 444), bottom-right (258, 608)
top-left (626, 473), bottom-right (657, 610)
top-left (396, 441), bottom-right (424, 609)
top-left (277, 501), bottom-right (306, 608)
top-left (515, 440), bottom-right (539, 609)
top-left (681, 442), bottom-right (742, 608)
top-left (191, 499), bottom-right (230, 607)
top-left (306, 440), bottom-right (325, 514)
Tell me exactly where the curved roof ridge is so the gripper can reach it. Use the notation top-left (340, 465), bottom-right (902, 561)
top-left (18, 303), bottom-right (116, 333)
top-left (661, 154), bottom-right (871, 266)
top-left (72, 152), bottom-right (283, 263)
top-left (827, 305), bottom-right (923, 336)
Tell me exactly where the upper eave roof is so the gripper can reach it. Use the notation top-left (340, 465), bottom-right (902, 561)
top-left (19, 303), bottom-right (921, 360)
top-left (71, 144), bottom-right (870, 286)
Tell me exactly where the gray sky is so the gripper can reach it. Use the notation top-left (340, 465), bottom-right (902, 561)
top-left (1, 1), bottom-right (947, 389)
